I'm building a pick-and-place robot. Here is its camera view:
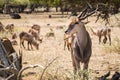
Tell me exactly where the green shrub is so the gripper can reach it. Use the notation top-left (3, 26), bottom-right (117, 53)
top-left (0, 0), bottom-right (4, 8)
top-left (11, 0), bottom-right (29, 5)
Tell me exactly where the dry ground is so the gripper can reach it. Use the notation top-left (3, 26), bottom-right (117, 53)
top-left (0, 13), bottom-right (120, 80)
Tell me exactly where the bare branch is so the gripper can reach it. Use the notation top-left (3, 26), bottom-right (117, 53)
top-left (39, 57), bottom-right (58, 80)
top-left (0, 66), bottom-right (11, 71)
top-left (6, 74), bottom-right (14, 80)
top-left (77, 6), bottom-right (88, 18)
top-left (0, 64), bottom-right (6, 68)
top-left (17, 64), bottom-right (44, 80)
top-left (77, 1), bottom-right (93, 19)
top-left (85, 1), bottom-right (93, 9)
top-left (77, 3), bottom-right (98, 21)
top-left (0, 59), bottom-right (17, 71)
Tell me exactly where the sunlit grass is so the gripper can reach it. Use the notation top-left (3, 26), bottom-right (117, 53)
top-left (104, 37), bottom-right (120, 54)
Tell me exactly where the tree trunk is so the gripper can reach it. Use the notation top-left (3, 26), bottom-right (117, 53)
top-left (3, 4), bottom-right (10, 14)
top-left (55, 6), bottom-right (58, 12)
top-left (114, 3), bottom-right (119, 14)
top-left (0, 38), bottom-right (11, 67)
top-left (71, 2), bottom-right (77, 16)
top-left (60, 3), bottom-right (64, 14)
top-left (45, 4), bottom-right (49, 12)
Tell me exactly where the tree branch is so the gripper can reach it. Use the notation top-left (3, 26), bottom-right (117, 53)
top-left (17, 64), bottom-right (44, 80)
top-left (39, 57), bottom-right (58, 80)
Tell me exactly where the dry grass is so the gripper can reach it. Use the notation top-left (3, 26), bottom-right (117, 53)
top-left (104, 37), bottom-right (120, 54)
top-left (0, 13), bottom-right (120, 80)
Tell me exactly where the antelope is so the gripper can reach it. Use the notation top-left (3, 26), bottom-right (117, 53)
top-left (31, 24), bottom-right (41, 34)
top-left (64, 4), bottom-right (98, 79)
top-left (28, 28), bottom-right (42, 43)
top-left (64, 33), bottom-right (76, 51)
top-left (65, 18), bottom-right (92, 80)
top-left (90, 27), bottom-right (111, 45)
top-left (19, 31), bottom-right (39, 50)
top-left (10, 33), bottom-right (18, 45)
top-left (0, 22), bottom-right (6, 32)
top-left (5, 23), bottom-right (14, 33)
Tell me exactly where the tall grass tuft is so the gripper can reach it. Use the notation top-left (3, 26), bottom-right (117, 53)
top-left (104, 37), bottom-right (120, 53)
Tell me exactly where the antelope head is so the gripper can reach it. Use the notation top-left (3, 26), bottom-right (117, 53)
top-left (65, 1), bottom-right (98, 36)
top-left (65, 18), bottom-right (79, 36)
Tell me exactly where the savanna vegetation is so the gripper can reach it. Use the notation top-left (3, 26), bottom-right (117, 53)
top-left (0, 0), bottom-right (120, 14)
top-left (0, 0), bottom-right (120, 80)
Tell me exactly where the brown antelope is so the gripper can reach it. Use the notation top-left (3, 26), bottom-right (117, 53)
top-left (65, 19), bottom-right (92, 79)
top-left (28, 28), bottom-right (42, 43)
top-left (19, 31), bottom-right (39, 50)
top-left (31, 24), bottom-right (41, 34)
top-left (64, 33), bottom-right (76, 51)
top-left (0, 22), bottom-right (6, 32)
top-left (11, 33), bottom-right (17, 39)
top-left (5, 23), bottom-right (14, 33)
top-left (10, 32), bottom-right (18, 45)
top-left (64, 4), bottom-right (97, 79)
top-left (90, 27), bottom-right (111, 45)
